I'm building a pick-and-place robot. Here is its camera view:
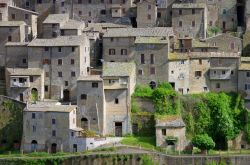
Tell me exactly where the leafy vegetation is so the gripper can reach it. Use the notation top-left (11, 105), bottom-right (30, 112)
top-left (208, 26), bottom-right (221, 36)
top-left (132, 85), bottom-right (153, 98)
top-left (121, 136), bottom-right (156, 150)
top-left (192, 134), bottom-right (215, 152)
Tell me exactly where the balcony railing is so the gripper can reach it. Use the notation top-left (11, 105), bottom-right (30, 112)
top-left (11, 81), bottom-right (30, 88)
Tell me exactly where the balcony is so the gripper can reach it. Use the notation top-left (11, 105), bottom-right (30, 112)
top-left (10, 76), bottom-right (30, 88)
top-left (209, 68), bottom-right (231, 80)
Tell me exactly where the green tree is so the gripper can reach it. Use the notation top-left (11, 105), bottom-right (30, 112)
top-left (192, 134), bottom-right (215, 152)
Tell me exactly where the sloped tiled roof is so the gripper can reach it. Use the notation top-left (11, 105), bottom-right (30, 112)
top-left (28, 35), bottom-right (87, 47)
top-left (103, 27), bottom-right (174, 37)
top-left (0, 21), bottom-right (26, 27)
top-left (61, 19), bottom-right (85, 30)
top-left (102, 62), bottom-right (135, 77)
top-left (135, 37), bottom-right (168, 44)
top-left (25, 104), bottom-right (76, 113)
top-left (6, 68), bottom-right (43, 76)
top-left (156, 115), bottom-right (185, 128)
top-left (43, 14), bottom-right (69, 24)
top-left (172, 3), bottom-right (206, 9)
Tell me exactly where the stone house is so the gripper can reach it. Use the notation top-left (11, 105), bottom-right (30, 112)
top-left (203, 33), bottom-right (242, 53)
top-left (238, 57), bottom-right (250, 100)
top-left (42, 14), bottom-right (85, 38)
top-left (21, 103), bottom-right (86, 153)
top-left (171, 3), bottom-right (207, 39)
top-left (246, 0), bottom-right (250, 29)
top-left (155, 116), bottom-right (186, 151)
top-left (103, 27), bottom-right (174, 87)
top-left (0, 21), bottom-right (27, 66)
top-left (168, 52), bottom-right (240, 94)
top-left (5, 68), bottom-right (44, 103)
top-left (77, 62), bottom-right (136, 136)
top-left (28, 35), bottom-right (90, 102)
top-left (136, 0), bottom-right (157, 28)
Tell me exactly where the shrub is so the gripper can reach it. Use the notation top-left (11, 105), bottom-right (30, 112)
top-left (133, 85), bottom-right (153, 98)
top-left (192, 134), bottom-right (215, 152)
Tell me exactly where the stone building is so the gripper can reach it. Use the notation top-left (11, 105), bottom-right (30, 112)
top-left (21, 103), bottom-right (86, 153)
top-left (77, 62), bottom-right (136, 136)
top-left (0, 21), bottom-right (27, 66)
top-left (168, 52), bottom-right (240, 94)
top-left (238, 57), bottom-right (250, 100)
top-left (136, 0), bottom-right (157, 28)
top-left (203, 33), bottom-right (242, 53)
top-left (246, 0), bottom-right (250, 29)
top-left (5, 68), bottom-right (44, 103)
top-left (155, 116), bottom-right (186, 151)
top-left (171, 3), bottom-right (207, 39)
top-left (42, 14), bottom-right (85, 38)
top-left (103, 27), bottom-right (174, 86)
top-left (28, 35), bottom-right (90, 101)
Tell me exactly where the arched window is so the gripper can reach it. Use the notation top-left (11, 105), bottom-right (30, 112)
top-left (81, 117), bottom-right (88, 130)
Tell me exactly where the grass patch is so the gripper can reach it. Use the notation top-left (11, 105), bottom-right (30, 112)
top-left (121, 136), bottom-right (156, 150)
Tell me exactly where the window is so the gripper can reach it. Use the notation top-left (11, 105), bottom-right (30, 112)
top-left (45, 85), bottom-right (48, 92)
top-left (231, 71), bottom-right (234, 75)
top-left (52, 130), bottom-right (56, 137)
top-left (65, 81), bottom-right (68, 86)
top-left (58, 72), bottom-right (62, 77)
top-left (11, 14), bottom-right (15, 20)
top-left (100, 10), bottom-right (106, 15)
top-left (58, 47), bottom-right (62, 52)
top-left (245, 84), bottom-right (250, 90)
top-left (223, 9), bottom-right (226, 14)
top-left (71, 71), bottom-right (76, 77)
top-left (222, 70), bottom-right (226, 75)
top-left (121, 49), bottom-right (127, 55)
top-left (179, 21), bottom-right (182, 27)
top-left (204, 87), bottom-right (208, 91)
top-left (157, 12), bottom-right (161, 18)
top-left (115, 98), bottom-right (119, 104)
top-left (192, 21), bottom-right (195, 27)
top-left (37, 0), bottom-right (42, 4)
top-left (195, 71), bottom-right (202, 77)
top-left (179, 10), bottom-right (182, 15)
top-left (32, 126), bottom-right (36, 132)
top-left (110, 38), bottom-right (114, 42)
top-left (78, 0), bottom-right (82, 4)
top-left (150, 54), bottom-right (154, 64)
top-left (8, 36), bottom-right (12, 42)
top-left (71, 59), bottom-right (75, 65)
top-left (32, 113), bottom-right (36, 119)
top-left (88, 0), bottom-right (92, 3)
top-left (61, 30), bottom-right (64, 36)
top-left (30, 76), bottom-right (33, 82)
top-left (138, 69), bottom-right (143, 75)
top-left (52, 119), bottom-right (56, 125)
top-left (79, 11), bottom-right (82, 15)
top-left (45, 72), bottom-right (49, 77)
top-left (180, 60), bottom-right (185, 64)
top-left (199, 59), bottom-right (202, 65)
top-left (246, 72), bottom-right (250, 77)
top-left (148, 5), bottom-right (151, 10)
top-left (141, 54), bottom-right (145, 64)
top-left (162, 129), bottom-right (166, 136)
top-left (22, 58), bottom-right (27, 64)
top-left (44, 47), bottom-right (49, 51)
top-left (26, 1), bottom-right (30, 7)
top-left (81, 94), bottom-right (87, 100)
top-left (72, 47), bottom-right (75, 52)
top-left (230, 42), bottom-right (235, 50)
top-left (147, 14), bottom-right (151, 20)
top-left (216, 83), bottom-right (220, 89)
top-left (109, 49), bottom-right (115, 55)
top-left (92, 82), bottom-right (98, 88)
top-left (58, 59), bottom-right (62, 65)
top-left (25, 14), bottom-right (29, 20)
top-left (71, 132), bottom-right (74, 137)
top-left (150, 67), bottom-right (156, 75)
top-left (61, 1), bottom-right (64, 6)
top-left (192, 9), bottom-right (195, 14)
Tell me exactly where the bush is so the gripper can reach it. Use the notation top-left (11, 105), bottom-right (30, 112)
top-left (192, 134), bottom-right (215, 152)
top-left (157, 82), bottom-right (173, 90)
top-left (133, 85), bottom-right (153, 98)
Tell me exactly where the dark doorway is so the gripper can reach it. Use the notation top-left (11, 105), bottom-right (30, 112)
top-left (81, 118), bottom-right (88, 130)
top-left (73, 144), bottom-right (77, 152)
top-left (115, 122), bottom-right (122, 137)
top-left (20, 93), bottom-right (24, 102)
top-left (130, 17), bottom-right (137, 28)
top-left (31, 140), bottom-right (38, 152)
top-left (222, 21), bottom-right (226, 30)
top-left (170, 82), bottom-right (175, 89)
top-left (51, 143), bottom-right (57, 153)
top-left (63, 89), bottom-right (70, 102)
top-left (149, 81), bottom-right (156, 89)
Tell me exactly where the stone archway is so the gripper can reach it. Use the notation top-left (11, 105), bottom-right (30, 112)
top-left (149, 81), bottom-right (157, 89)
top-left (51, 143), bottom-right (57, 153)
top-left (81, 117), bottom-right (88, 130)
top-left (31, 140), bottom-right (38, 152)
top-left (31, 88), bottom-right (38, 102)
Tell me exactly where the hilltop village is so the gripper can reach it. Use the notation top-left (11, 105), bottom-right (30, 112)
top-left (0, 0), bottom-right (250, 154)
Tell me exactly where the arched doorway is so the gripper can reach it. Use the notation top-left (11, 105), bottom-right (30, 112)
top-left (149, 81), bottom-right (156, 89)
top-left (166, 141), bottom-right (175, 151)
top-left (81, 118), bottom-right (88, 130)
top-left (31, 88), bottom-right (38, 102)
top-left (31, 140), bottom-right (38, 152)
top-left (51, 143), bottom-right (57, 153)
top-left (63, 89), bottom-right (70, 102)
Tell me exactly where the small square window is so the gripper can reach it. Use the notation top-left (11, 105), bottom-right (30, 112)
top-left (22, 58), bottom-right (27, 64)
top-left (58, 47), bottom-right (62, 52)
top-left (52, 118), bottom-right (56, 125)
top-left (216, 83), bottom-right (220, 89)
top-left (52, 130), bottom-right (56, 137)
top-left (58, 72), bottom-right (62, 77)
top-left (65, 81), bottom-right (68, 86)
top-left (71, 71), bottom-right (76, 77)
top-left (72, 47), bottom-right (75, 52)
top-left (30, 76), bottom-right (33, 82)
top-left (32, 113), bottom-right (36, 119)
top-left (162, 129), bottom-right (166, 135)
top-left (45, 85), bottom-right (49, 92)
top-left (92, 82), bottom-right (98, 88)
top-left (71, 59), bottom-right (75, 65)
top-left (44, 47), bottom-right (49, 51)
top-left (81, 94), bottom-right (87, 100)
top-left (115, 98), bottom-right (119, 104)
top-left (58, 59), bottom-right (62, 65)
